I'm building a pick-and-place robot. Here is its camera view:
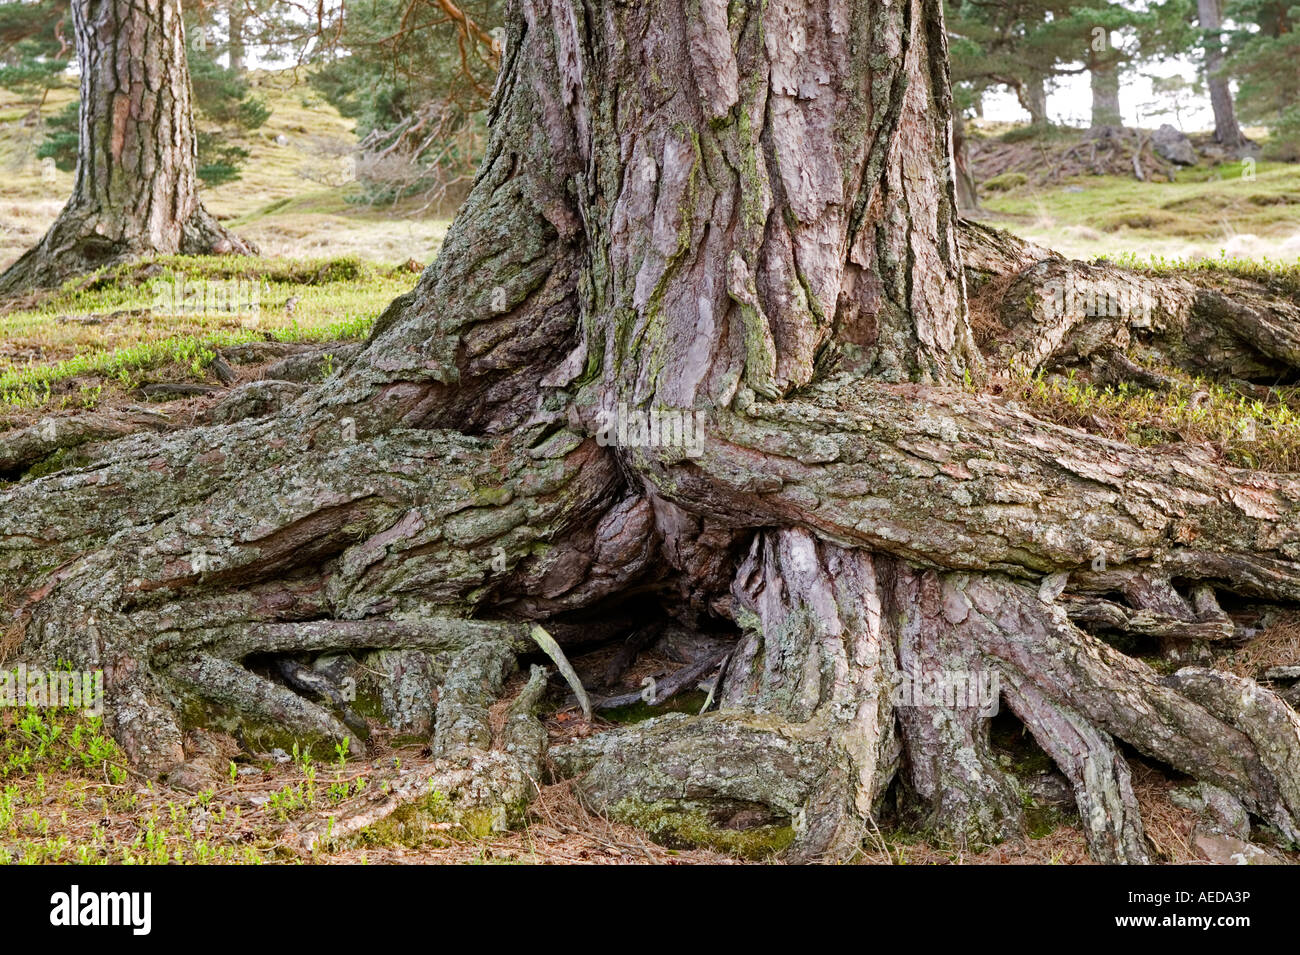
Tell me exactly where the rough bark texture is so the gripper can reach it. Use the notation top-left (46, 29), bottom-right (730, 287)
top-left (981, 252), bottom-right (1300, 384)
top-left (0, 0), bottom-right (253, 295)
top-left (6, 0), bottom-right (1300, 864)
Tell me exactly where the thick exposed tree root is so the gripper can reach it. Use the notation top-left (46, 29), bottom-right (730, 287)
top-left (286, 664), bottom-right (552, 853)
top-left (889, 566), bottom-right (1023, 848)
top-left (997, 675), bottom-right (1150, 864)
top-left (0, 411), bottom-right (173, 481)
top-left (626, 376), bottom-right (1300, 599)
top-left (8, 0), bottom-right (1300, 863)
top-left (178, 206), bottom-right (257, 259)
top-left (960, 223), bottom-right (1300, 384)
top-left (561, 561), bottom-right (1300, 862)
top-left (718, 529), bottom-right (900, 859)
top-left (7, 420), bottom-right (625, 774)
top-left (168, 655), bottom-right (364, 759)
top-left (8, 356), bottom-right (1300, 860)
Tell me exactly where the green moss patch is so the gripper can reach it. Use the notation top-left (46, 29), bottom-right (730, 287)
top-left (601, 690), bottom-right (710, 724)
top-left (609, 798), bottom-right (795, 860)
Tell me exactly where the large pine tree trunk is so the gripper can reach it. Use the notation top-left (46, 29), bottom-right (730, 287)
top-left (7, 0), bottom-right (1300, 862)
top-left (1198, 0), bottom-right (1246, 148)
top-left (0, 0), bottom-right (252, 295)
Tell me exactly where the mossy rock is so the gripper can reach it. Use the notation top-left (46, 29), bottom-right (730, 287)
top-left (609, 797), bottom-right (796, 860)
top-left (984, 172), bottom-right (1029, 193)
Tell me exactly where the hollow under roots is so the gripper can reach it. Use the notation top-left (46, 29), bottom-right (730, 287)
top-left (555, 530), bottom-right (1300, 862)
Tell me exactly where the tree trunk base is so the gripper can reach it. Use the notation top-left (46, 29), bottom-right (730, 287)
top-left (0, 203), bottom-right (256, 296)
top-left (8, 0), bottom-right (1300, 865)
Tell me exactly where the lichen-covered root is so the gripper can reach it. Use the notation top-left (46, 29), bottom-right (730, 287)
top-left (167, 655), bottom-right (367, 760)
top-left (287, 652), bottom-right (554, 853)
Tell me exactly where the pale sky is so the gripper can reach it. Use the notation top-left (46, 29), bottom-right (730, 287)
top-left (980, 56), bottom-right (1220, 131)
top-left (237, 25), bottom-right (1225, 134)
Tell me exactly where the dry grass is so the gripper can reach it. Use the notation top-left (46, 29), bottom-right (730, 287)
top-left (1221, 613), bottom-right (1300, 678)
top-left (232, 210), bottom-right (450, 263)
top-left (0, 74), bottom-right (444, 421)
top-left (0, 619), bottom-right (22, 665)
top-left (967, 273), bottom-right (1019, 350)
top-left (1130, 761), bottom-right (1203, 863)
top-left (857, 823), bottom-right (1095, 866)
top-left (995, 369), bottom-right (1300, 473)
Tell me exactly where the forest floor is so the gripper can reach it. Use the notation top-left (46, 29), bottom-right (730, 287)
top-left (0, 255), bottom-right (411, 424)
top-left (0, 704), bottom-right (750, 865)
top-left (5, 614), bottom-right (1298, 864)
top-left (2, 77), bottom-right (1300, 864)
top-left (0, 663), bottom-right (1185, 866)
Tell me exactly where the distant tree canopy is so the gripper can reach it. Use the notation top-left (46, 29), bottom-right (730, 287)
top-left (4, 0), bottom-right (506, 199)
top-left (946, 0), bottom-right (1297, 154)
top-left (185, 28), bottom-right (272, 186)
top-left (946, 0), bottom-right (1196, 129)
top-left (0, 0), bottom-right (68, 101)
top-left (1225, 0), bottom-right (1300, 157)
top-left (1140, 71), bottom-right (1205, 127)
top-left (7, 0), bottom-right (1297, 194)
top-left (945, 0), bottom-right (1062, 125)
top-left (307, 0), bottom-right (503, 206)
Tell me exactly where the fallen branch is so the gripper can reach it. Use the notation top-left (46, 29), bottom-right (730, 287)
top-left (592, 651), bottom-right (728, 711)
top-left (530, 624), bottom-right (592, 721)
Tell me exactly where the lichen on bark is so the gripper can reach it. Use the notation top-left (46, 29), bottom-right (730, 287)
top-left (6, 0), bottom-right (1300, 864)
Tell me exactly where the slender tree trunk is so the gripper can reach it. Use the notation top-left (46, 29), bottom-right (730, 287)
top-left (7, 0), bottom-right (1300, 864)
top-left (227, 0), bottom-right (246, 73)
top-left (0, 0), bottom-right (253, 295)
top-left (1090, 58), bottom-right (1123, 129)
top-left (953, 110), bottom-right (979, 211)
top-left (1019, 75), bottom-right (1048, 127)
top-left (1198, 0), bottom-right (1245, 147)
